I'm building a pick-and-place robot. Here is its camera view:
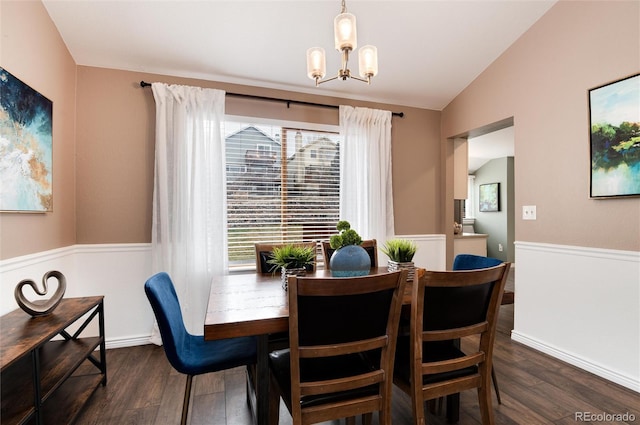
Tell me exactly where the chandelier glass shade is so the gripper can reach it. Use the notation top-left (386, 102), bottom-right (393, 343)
top-left (334, 12), bottom-right (357, 51)
top-left (306, 1), bottom-right (378, 86)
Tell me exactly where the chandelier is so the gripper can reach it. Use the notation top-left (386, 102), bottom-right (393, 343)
top-left (306, 0), bottom-right (378, 86)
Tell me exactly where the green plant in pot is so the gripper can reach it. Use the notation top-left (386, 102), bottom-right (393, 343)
top-left (328, 220), bottom-right (370, 277)
top-left (267, 244), bottom-right (316, 290)
top-left (381, 238), bottom-right (418, 281)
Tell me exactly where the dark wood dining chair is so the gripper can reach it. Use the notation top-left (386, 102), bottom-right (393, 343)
top-left (321, 239), bottom-right (378, 269)
top-left (393, 264), bottom-right (510, 425)
top-left (268, 270), bottom-right (407, 425)
top-left (255, 242), bottom-right (317, 274)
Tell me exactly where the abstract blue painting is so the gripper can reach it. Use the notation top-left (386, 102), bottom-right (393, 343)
top-left (589, 73), bottom-right (640, 198)
top-left (0, 67), bottom-right (53, 212)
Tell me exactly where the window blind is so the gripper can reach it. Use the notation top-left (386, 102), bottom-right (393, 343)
top-left (224, 122), bottom-right (341, 268)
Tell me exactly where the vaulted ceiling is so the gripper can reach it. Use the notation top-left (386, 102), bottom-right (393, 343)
top-left (42, 0), bottom-right (557, 111)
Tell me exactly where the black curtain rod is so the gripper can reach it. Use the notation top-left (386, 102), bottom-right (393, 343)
top-left (139, 81), bottom-right (404, 118)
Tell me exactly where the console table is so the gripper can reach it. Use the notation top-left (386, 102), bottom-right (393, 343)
top-left (0, 296), bottom-right (106, 425)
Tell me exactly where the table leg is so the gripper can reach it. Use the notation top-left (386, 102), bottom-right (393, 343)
top-left (446, 394), bottom-right (460, 423)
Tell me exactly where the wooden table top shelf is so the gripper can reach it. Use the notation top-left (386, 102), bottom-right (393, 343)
top-left (0, 296), bottom-right (104, 371)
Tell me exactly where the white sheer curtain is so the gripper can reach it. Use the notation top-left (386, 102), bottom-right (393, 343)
top-left (150, 83), bottom-right (227, 342)
top-left (339, 105), bottom-right (394, 242)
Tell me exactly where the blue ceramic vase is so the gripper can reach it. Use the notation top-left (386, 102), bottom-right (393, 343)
top-left (330, 245), bottom-right (371, 277)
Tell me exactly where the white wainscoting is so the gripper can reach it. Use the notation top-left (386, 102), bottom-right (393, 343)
top-left (513, 241), bottom-right (640, 392)
top-left (390, 234), bottom-right (447, 271)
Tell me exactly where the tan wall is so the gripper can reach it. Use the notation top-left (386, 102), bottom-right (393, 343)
top-left (75, 67), bottom-right (442, 244)
top-left (442, 0), bottom-right (640, 252)
top-left (0, 0), bottom-right (77, 259)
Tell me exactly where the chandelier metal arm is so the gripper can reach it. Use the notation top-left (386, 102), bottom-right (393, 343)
top-left (314, 75), bottom-right (341, 86)
top-left (346, 74), bottom-right (371, 84)
top-left (314, 72), bottom-right (371, 86)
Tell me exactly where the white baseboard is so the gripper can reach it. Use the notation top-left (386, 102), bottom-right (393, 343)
top-left (512, 330), bottom-right (640, 393)
top-left (105, 335), bottom-right (154, 350)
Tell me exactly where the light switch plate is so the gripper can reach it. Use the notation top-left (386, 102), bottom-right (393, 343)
top-left (523, 205), bottom-right (537, 220)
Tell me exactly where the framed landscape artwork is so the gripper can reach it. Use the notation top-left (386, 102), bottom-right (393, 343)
top-left (479, 183), bottom-right (500, 212)
top-left (0, 67), bottom-right (53, 212)
top-left (588, 73), bottom-right (640, 198)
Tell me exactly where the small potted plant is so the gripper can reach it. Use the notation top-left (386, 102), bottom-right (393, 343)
top-left (328, 220), bottom-right (370, 277)
top-left (381, 238), bottom-right (418, 281)
top-left (267, 244), bottom-right (316, 289)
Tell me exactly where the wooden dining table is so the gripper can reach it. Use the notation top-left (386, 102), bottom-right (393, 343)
top-left (204, 267), bottom-right (459, 425)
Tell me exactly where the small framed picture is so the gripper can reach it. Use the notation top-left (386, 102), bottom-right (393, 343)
top-left (479, 183), bottom-right (500, 212)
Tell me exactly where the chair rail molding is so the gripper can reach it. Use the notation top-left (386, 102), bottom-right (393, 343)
top-left (513, 241), bottom-right (640, 392)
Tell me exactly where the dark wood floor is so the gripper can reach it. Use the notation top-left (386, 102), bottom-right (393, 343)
top-left (75, 271), bottom-right (640, 424)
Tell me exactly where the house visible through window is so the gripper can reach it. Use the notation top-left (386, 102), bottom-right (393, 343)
top-left (224, 120), bottom-right (341, 268)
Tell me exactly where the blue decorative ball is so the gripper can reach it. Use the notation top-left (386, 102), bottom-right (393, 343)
top-left (330, 245), bottom-right (371, 277)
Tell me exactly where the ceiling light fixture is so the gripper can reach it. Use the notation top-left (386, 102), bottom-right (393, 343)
top-left (306, 0), bottom-right (378, 86)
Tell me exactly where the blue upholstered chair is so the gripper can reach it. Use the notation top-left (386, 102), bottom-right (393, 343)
top-left (453, 254), bottom-right (511, 404)
top-left (144, 272), bottom-right (258, 425)
top-left (453, 253), bottom-right (502, 271)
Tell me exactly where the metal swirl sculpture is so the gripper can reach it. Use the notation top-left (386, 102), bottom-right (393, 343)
top-left (14, 270), bottom-right (67, 316)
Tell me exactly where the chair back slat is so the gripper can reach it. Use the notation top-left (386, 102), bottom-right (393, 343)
top-left (299, 335), bottom-right (388, 358)
top-left (422, 352), bottom-right (485, 375)
top-left (422, 321), bottom-right (489, 341)
top-left (300, 370), bottom-right (385, 396)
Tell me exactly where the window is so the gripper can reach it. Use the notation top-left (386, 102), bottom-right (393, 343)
top-left (464, 175), bottom-right (476, 218)
top-left (224, 119), bottom-right (341, 268)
